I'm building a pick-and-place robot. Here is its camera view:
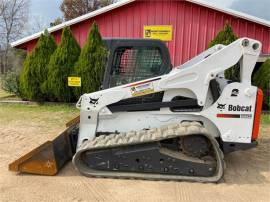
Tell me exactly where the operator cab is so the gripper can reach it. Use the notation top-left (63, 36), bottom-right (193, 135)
top-left (102, 38), bottom-right (172, 89)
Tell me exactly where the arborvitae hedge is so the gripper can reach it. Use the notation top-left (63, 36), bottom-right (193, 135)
top-left (46, 26), bottom-right (81, 102)
top-left (209, 23), bottom-right (238, 80)
top-left (253, 59), bottom-right (270, 109)
top-left (19, 30), bottom-right (57, 100)
top-left (19, 53), bottom-right (33, 99)
top-left (74, 22), bottom-right (107, 98)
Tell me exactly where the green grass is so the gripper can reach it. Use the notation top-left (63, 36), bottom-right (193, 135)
top-left (261, 114), bottom-right (270, 124)
top-left (0, 102), bottom-right (78, 112)
top-left (0, 103), bottom-right (79, 127)
top-left (0, 88), bottom-right (13, 99)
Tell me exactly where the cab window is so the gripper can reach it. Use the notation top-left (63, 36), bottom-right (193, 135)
top-left (109, 46), bottom-right (163, 87)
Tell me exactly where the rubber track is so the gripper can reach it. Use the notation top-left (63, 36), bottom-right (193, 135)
top-left (73, 122), bottom-right (225, 182)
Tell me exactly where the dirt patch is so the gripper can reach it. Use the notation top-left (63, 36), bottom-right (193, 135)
top-left (0, 105), bottom-right (269, 202)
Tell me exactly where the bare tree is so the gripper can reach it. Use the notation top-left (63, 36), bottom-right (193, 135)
top-left (61, 0), bottom-right (117, 21)
top-left (0, 1), bottom-right (4, 16)
top-left (0, 0), bottom-right (5, 73)
top-left (50, 17), bottom-right (63, 27)
top-left (0, 0), bottom-right (29, 73)
top-left (25, 14), bottom-right (48, 36)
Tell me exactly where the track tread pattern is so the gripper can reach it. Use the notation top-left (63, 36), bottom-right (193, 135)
top-left (73, 122), bottom-right (225, 182)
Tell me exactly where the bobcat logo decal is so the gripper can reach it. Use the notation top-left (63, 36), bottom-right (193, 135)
top-left (217, 103), bottom-right (226, 111)
top-left (89, 95), bottom-right (102, 107)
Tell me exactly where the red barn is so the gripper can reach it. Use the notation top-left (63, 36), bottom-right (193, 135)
top-left (11, 0), bottom-right (270, 66)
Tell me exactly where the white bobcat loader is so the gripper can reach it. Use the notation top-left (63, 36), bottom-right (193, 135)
top-left (9, 37), bottom-right (263, 182)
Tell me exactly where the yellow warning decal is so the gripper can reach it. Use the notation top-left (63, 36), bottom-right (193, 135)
top-left (143, 25), bottom-right (173, 41)
top-left (130, 82), bottom-right (154, 97)
top-left (68, 77), bottom-right (81, 87)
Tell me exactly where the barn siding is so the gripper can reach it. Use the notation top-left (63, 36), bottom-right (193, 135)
top-left (18, 0), bottom-right (270, 66)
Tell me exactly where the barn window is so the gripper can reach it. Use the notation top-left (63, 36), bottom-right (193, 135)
top-left (109, 46), bottom-right (163, 87)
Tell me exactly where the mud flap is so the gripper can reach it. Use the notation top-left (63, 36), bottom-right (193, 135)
top-left (9, 123), bottom-right (79, 176)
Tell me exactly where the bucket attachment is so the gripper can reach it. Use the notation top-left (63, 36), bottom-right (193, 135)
top-left (66, 115), bottom-right (80, 128)
top-left (9, 122), bottom-right (79, 176)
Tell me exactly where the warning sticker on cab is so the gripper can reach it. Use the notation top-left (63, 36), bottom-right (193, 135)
top-left (130, 82), bottom-right (154, 97)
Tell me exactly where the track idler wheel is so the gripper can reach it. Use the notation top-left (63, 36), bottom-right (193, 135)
top-left (179, 135), bottom-right (211, 158)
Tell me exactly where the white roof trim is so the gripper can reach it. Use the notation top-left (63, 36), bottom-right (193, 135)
top-left (11, 0), bottom-right (270, 48)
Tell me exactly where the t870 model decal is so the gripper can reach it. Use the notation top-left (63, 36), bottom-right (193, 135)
top-left (216, 113), bottom-right (252, 119)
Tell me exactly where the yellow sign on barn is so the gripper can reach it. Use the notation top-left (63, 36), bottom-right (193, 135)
top-left (143, 25), bottom-right (173, 41)
top-left (68, 77), bottom-right (81, 87)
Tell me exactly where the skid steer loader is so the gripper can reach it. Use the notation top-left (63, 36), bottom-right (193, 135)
top-left (9, 37), bottom-right (263, 182)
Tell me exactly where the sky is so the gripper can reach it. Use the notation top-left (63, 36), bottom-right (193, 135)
top-left (205, 0), bottom-right (270, 20)
top-left (28, 0), bottom-right (62, 32)
top-left (30, 0), bottom-right (62, 23)
top-left (28, 0), bottom-right (270, 32)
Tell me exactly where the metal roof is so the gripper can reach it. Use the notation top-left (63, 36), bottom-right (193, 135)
top-left (11, 0), bottom-right (270, 48)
